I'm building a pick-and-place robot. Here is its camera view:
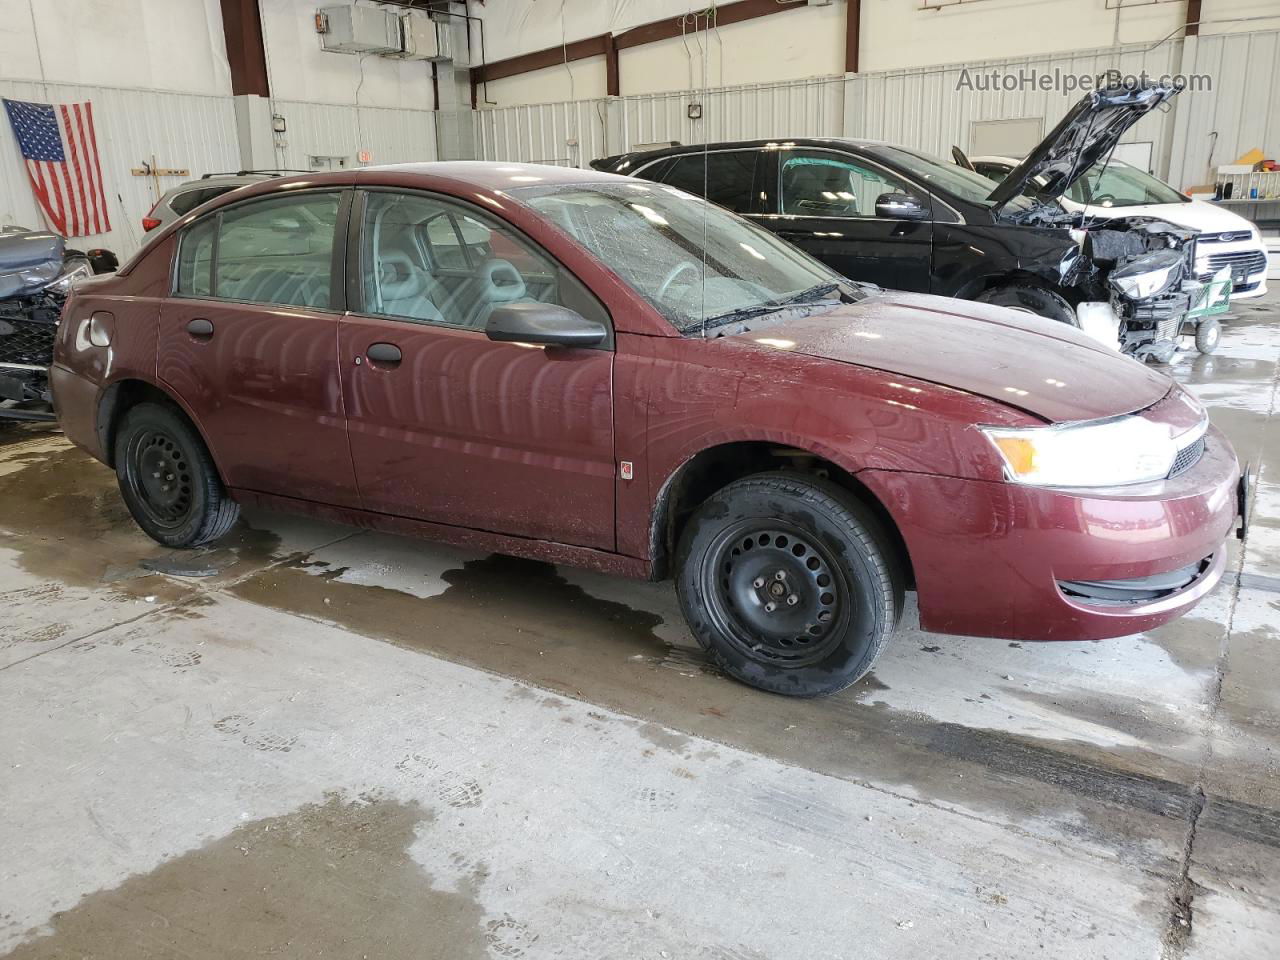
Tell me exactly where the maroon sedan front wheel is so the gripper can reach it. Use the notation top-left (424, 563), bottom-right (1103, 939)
top-left (676, 473), bottom-right (904, 697)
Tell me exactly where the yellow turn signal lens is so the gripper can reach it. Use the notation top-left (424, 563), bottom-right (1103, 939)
top-left (991, 435), bottom-right (1037, 477)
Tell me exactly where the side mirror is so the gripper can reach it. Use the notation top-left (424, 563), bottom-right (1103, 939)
top-left (875, 192), bottom-right (929, 221)
top-left (485, 302), bottom-right (607, 347)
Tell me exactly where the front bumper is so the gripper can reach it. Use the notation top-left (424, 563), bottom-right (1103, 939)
top-left (860, 424), bottom-right (1241, 641)
top-left (1195, 242), bottom-right (1269, 299)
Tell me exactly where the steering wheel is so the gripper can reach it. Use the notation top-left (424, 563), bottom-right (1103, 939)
top-left (657, 260), bottom-right (701, 301)
top-left (1090, 192), bottom-right (1117, 206)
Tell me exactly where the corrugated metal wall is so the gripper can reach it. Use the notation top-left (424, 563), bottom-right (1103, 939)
top-left (844, 39), bottom-right (1184, 173)
top-left (0, 79), bottom-right (238, 257)
top-left (474, 99), bottom-right (609, 167)
top-left (269, 99), bottom-right (437, 172)
top-left (0, 82), bottom-right (439, 260)
top-left (474, 30), bottom-right (1280, 194)
top-left (617, 76), bottom-right (846, 152)
top-left (1168, 30), bottom-right (1280, 191)
top-left (475, 76), bottom-right (845, 166)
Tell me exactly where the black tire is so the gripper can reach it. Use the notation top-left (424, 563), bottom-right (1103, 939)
top-left (113, 402), bottom-right (239, 548)
top-left (976, 283), bottom-right (1077, 325)
top-left (675, 472), bottom-right (904, 697)
top-left (1195, 317), bottom-right (1221, 354)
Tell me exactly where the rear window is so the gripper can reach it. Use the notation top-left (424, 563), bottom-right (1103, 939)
top-left (169, 186), bottom-right (232, 216)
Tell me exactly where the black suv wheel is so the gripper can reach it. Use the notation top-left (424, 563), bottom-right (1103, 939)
top-left (976, 283), bottom-right (1077, 325)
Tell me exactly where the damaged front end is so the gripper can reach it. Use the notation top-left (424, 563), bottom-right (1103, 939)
top-left (982, 80), bottom-right (1230, 363)
top-left (1081, 217), bottom-right (1203, 363)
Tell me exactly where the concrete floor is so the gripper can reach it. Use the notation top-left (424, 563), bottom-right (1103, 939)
top-left (1, 292), bottom-right (1278, 960)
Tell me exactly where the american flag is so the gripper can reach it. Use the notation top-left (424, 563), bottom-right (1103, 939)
top-left (3, 98), bottom-right (111, 238)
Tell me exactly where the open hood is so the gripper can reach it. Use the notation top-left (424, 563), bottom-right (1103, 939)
top-left (985, 82), bottom-right (1179, 215)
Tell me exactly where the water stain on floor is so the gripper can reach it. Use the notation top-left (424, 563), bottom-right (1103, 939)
top-left (226, 544), bottom-right (1257, 872)
top-left (4, 794), bottom-right (490, 960)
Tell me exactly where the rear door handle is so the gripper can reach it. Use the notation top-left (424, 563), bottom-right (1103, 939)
top-left (366, 342), bottom-right (402, 367)
top-left (186, 317), bottom-right (214, 337)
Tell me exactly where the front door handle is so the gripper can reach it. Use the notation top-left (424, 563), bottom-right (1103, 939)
top-left (186, 317), bottom-right (214, 337)
top-left (366, 342), bottom-right (402, 367)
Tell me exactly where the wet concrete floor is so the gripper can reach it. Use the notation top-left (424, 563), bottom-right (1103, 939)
top-left (1, 291), bottom-right (1279, 958)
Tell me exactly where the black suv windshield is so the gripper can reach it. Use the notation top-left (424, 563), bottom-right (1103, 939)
top-left (871, 145), bottom-right (1035, 213)
top-left (512, 180), bottom-right (844, 333)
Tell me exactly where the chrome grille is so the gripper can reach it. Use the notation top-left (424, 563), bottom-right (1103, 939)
top-left (1199, 231), bottom-right (1253, 244)
top-left (1167, 436), bottom-right (1206, 479)
top-left (1203, 250), bottom-right (1267, 274)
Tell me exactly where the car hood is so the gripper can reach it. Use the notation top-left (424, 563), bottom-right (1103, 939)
top-left (1067, 196), bottom-right (1257, 236)
top-left (987, 82), bottom-right (1180, 214)
top-left (729, 291), bottom-right (1172, 423)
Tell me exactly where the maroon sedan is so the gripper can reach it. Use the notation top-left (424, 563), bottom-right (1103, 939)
top-left (52, 163), bottom-right (1243, 696)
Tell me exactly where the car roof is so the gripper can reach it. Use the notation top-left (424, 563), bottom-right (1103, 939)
top-left (354, 160), bottom-right (629, 190)
top-left (125, 161), bottom-right (644, 272)
top-left (596, 137), bottom-right (892, 169)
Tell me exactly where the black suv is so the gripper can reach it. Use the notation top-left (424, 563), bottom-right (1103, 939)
top-left (592, 84), bottom-right (1217, 361)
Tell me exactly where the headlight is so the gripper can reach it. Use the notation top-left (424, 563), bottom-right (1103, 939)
top-left (981, 415), bottom-right (1199, 487)
top-left (1109, 262), bottom-right (1178, 300)
top-left (46, 261), bottom-right (92, 295)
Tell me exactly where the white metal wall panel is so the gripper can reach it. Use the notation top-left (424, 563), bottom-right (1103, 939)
top-left (0, 79), bottom-right (238, 257)
top-left (269, 99), bottom-right (438, 172)
top-left (1169, 30), bottom-right (1280, 192)
top-left (474, 76), bottom-right (844, 167)
top-left (620, 76), bottom-right (845, 154)
top-left (474, 99), bottom-right (609, 166)
top-left (843, 40), bottom-right (1184, 173)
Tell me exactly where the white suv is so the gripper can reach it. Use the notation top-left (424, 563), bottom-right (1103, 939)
top-left (140, 170), bottom-right (310, 234)
top-left (969, 156), bottom-right (1268, 300)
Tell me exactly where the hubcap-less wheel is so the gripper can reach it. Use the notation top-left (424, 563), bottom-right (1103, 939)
top-left (701, 522), bottom-right (851, 667)
top-left (125, 429), bottom-right (194, 529)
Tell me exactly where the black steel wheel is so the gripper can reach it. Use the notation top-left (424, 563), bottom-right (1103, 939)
top-left (676, 473), bottom-right (904, 697)
top-left (114, 402), bottom-right (239, 548)
top-left (700, 522), bottom-right (852, 669)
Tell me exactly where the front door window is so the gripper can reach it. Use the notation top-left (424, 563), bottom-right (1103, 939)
top-left (780, 154), bottom-right (918, 218)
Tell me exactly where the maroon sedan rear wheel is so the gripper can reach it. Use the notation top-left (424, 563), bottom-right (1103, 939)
top-left (676, 473), bottom-right (904, 697)
top-left (114, 402), bottom-right (240, 549)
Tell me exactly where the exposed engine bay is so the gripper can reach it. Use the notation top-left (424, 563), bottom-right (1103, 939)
top-left (1076, 215), bottom-right (1203, 363)
top-left (976, 81), bottom-right (1230, 363)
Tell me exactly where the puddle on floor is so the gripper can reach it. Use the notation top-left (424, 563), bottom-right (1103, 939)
top-left (3, 794), bottom-right (491, 960)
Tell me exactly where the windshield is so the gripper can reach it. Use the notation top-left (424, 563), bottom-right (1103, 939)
top-left (869, 145), bottom-right (1026, 209)
top-left (1066, 161), bottom-right (1188, 207)
top-left (513, 181), bottom-right (841, 333)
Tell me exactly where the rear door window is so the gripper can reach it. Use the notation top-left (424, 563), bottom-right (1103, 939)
top-left (658, 151), bottom-right (763, 214)
top-left (175, 217), bottom-right (215, 297)
top-left (214, 193), bottom-right (340, 308)
top-left (172, 191), bottom-right (341, 309)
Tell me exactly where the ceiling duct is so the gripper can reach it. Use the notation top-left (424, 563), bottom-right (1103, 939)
top-left (316, 5), bottom-right (467, 63)
top-left (316, 6), bottom-right (400, 55)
